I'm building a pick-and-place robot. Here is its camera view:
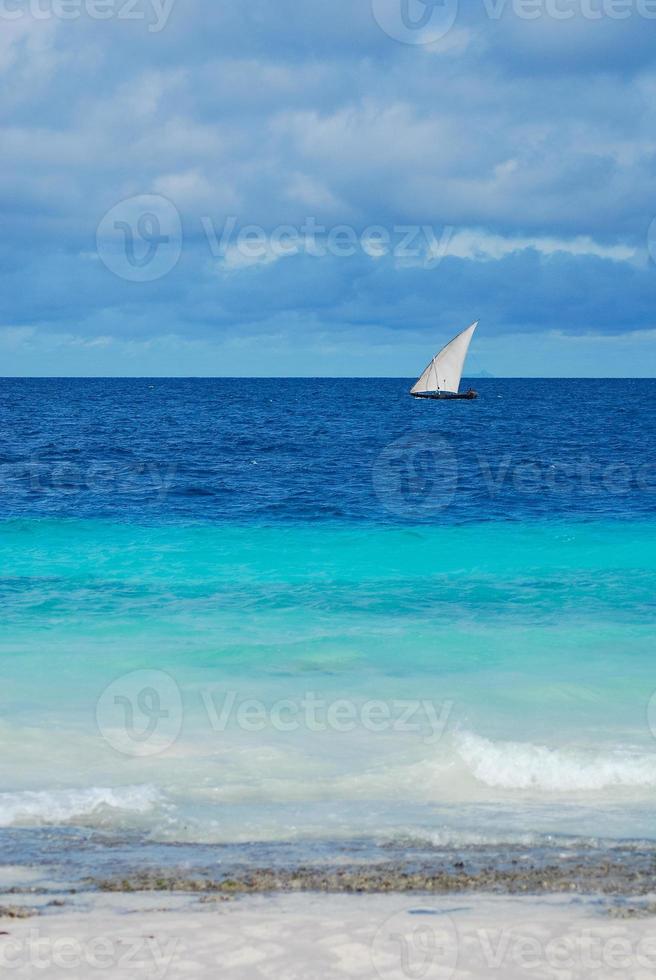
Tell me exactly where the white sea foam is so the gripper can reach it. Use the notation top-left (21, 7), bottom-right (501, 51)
top-left (391, 827), bottom-right (541, 848)
top-left (0, 785), bottom-right (161, 827)
top-left (3, 731), bottom-right (656, 843)
top-left (455, 731), bottom-right (656, 792)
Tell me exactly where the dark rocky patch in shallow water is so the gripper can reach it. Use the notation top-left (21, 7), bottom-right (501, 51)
top-left (88, 859), bottom-right (656, 897)
top-left (0, 906), bottom-right (36, 919)
top-left (607, 903), bottom-right (656, 919)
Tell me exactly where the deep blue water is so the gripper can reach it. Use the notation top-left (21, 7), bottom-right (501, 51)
top-left (1, 378), bottom-right (654, 523)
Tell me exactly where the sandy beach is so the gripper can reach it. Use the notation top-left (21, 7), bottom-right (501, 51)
top-left (2, 890), bottom-right (656, 979)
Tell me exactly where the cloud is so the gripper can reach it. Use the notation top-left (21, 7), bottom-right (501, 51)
top-left (443, 229), bottom-right (637, 262)
top-left (1, 0), bottom-right (655, 374)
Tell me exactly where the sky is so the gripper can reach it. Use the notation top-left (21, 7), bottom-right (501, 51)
top-left (2, 0), bottom-right (656, 377)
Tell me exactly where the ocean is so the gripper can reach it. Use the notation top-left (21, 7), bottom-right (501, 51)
top-left (1, 378), bottom-right (655, 888)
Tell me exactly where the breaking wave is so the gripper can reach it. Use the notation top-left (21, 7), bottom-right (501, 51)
top-left (0, 785), bottom-right (162, 827)
top-left (455, 731), bottom-right (656, 792)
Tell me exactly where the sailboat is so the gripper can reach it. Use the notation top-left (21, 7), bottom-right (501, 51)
top-left (410, 321), bottom-right (479, 400)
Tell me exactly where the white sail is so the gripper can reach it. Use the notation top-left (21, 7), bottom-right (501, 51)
top-left (411, 321), bottom-right (478, 395)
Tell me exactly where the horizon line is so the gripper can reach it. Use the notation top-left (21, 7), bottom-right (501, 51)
top-left (1, 376), bottom-right (655, 382)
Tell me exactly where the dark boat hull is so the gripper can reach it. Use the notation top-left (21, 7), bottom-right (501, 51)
top-left (411, 390), bottom-right (478, 401)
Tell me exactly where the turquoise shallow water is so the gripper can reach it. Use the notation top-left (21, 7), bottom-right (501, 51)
top-left (1, 517), bottom-right (655, 854)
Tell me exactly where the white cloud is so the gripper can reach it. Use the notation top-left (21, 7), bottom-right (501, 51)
top-left (444, 229), bottom-right (636, 262)
top-left (285, 173), bottom-right (346, 213)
